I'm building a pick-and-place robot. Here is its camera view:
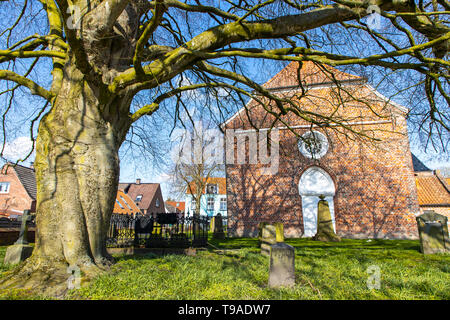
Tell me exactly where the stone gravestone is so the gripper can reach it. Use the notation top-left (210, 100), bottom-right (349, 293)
top-left (212, 213), bottom-right (225, 239)
top-left (259, 222), bottom-right (284, 256)
top-left (312, 195), bottom-right (341, 242)
top-left (268, 242), bottom-right (295, 288)
top-left (210, 216), bottom-right (215, 233)
top-left (4, 210), bottom-right (34, 265)
top-left (416, 210), bottom-right (449, 254)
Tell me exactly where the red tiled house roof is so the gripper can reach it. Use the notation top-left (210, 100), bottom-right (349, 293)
top-left (186, 177), bottom-right (226, 195)
top-left (165, 201), bottom-right (185, 212)
top-left (113, 189), bottom-right (141, 215)
top-left (119, 181), bottom-right (165, 215)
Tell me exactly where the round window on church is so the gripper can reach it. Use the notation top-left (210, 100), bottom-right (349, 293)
top-left (298, 131), bottom-right (329, 159)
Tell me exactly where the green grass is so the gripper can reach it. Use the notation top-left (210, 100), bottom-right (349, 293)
top-left (0, 238), bottom-right (449, 300)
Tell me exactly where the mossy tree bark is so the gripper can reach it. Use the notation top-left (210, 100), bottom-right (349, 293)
top-left (1, 60), bottom-right (132, 295)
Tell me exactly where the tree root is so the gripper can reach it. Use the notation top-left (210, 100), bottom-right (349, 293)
top-left (0, 255), bottom-right (110, 298)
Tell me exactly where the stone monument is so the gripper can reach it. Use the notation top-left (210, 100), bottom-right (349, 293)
top-left (313, 195), bottom-right (341, 242)
top-left (212, 213), bottom-right (225, 239)
top-left (416, 210), bottom-right (449, 254)
top-left (268, 242), bottom-right (295, 288)
top-left (4, 210), bottom-right (34, 265)
top-left (259, 222), bottom-right (284, 256)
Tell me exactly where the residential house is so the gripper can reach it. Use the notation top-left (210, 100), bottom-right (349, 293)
top-left (166, 201), bottom-right (185, 213)
top-left (185, 177), bottom-right (227, 217)
top-left (165, 200), bottom-right (185, 219)
top-left (0, 163), bottom-right (36, 218)
top-left (119, 179), bottom-right (165, 217)
top-left (413, 155), bottom-right (450, 228)
top-left (113, 189), bottom-right (141, 216)
top-left (165, 200), bottom-right (185, 213)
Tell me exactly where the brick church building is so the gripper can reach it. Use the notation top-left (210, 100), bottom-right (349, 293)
top-left (224, 61), bottom-right (420, 239)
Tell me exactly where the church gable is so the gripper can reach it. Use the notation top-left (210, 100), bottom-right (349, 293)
top-left (224, 61), bottom-right (419, 240)
top-left (224, 61), bottom-right (407, 132)
top-left (263, 60), bottom-right (363, 90)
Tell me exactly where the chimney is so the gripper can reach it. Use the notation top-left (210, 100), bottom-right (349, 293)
top-left (30, 162), bottom-right (34, 170)
top-left (136, 178), bottom-right (141, 185)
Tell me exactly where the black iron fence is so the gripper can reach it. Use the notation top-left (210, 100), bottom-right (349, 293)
top-left (0, 217), bottom-right (36, 229)
top-left (107, 213), bottom-right (210, 248)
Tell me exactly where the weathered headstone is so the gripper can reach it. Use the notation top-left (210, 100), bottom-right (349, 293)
top-left (416, 210), bottom-right (449, 254)
top-left (4, 210), bottom-right (34, 265)
top-left (259, 222), bottom-right (284, 256)
top-left (212, 213), bottom-right (225, 239)
top-left (268, 242), bottom-right (295, 288)
top-left (210, 216), bottom-right (215, 233)
top-left (313, 195), bottom-right (341, 242)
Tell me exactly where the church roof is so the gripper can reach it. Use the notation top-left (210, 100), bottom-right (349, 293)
top-left (411, 153), bottom-right (431, 172)
top-left (415, 172), bottom-right (450, 206)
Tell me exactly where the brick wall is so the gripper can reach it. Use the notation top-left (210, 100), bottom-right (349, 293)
top-left (0, 168), bottom-right (34, 216)
top-left (225, 83), bottom-right (420, 239)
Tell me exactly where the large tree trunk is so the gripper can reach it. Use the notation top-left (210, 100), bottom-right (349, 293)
top-left (0, 61), bottom-right (131, 296)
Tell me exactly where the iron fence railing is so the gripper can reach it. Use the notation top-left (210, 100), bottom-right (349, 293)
top-left (107, 213), bottom-right (210, 248)
top-left (0, 217), bottom-right (36, 229)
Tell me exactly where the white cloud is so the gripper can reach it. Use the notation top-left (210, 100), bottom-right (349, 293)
top-left (2, 136), bottom-right (35, 162)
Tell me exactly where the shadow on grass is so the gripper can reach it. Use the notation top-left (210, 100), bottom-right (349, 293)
top-left (209, 237), bottom-right (421, 251)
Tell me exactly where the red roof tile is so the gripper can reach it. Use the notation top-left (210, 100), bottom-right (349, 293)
top-left (186, 177), bottom-right (226, 195)
top-left (165, 201), bottom-right (185, 212)
top-left (415, 173), bottom-right (450, 206)
top-left (113, 190), bottom-right (141, 215)
top-left (119, 183), bottom-right (161, 211)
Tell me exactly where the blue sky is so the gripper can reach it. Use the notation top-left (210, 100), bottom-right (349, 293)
top-left (0, 1), bottom-right (448, 201)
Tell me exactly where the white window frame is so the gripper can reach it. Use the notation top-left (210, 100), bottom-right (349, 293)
top-left (135, 194), bottom-right (143, 202)
top-left (0, 182), bottom-right (10, 194)
top-left (207, 197), bottom-right (215, 211)
top-left (220, 198), bottom-right (227, 211)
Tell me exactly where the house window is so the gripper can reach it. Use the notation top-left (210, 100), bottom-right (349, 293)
top-left (135, 194), bottom-right (143, 202)
top-left (220, 198), bottom-right (227, 211)
top-left (207, 197), bottom-right (215, 211)
top-left (0, 182), bottom-right (10, 193)
top-left (155, 198), bottom-right (160, 208)
top-left (206, 184), bottom-right (218, 194)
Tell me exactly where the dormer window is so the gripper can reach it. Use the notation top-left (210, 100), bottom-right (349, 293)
top-left (206, 184), bottom-right (218, 194)
top-left (135, 194), bottom-right (143, 202)
top-left (0, 182), bottom-right (10, 193)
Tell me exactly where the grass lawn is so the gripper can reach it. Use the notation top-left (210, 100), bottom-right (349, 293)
top-left (0, 238), bottom-right (449, 300)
